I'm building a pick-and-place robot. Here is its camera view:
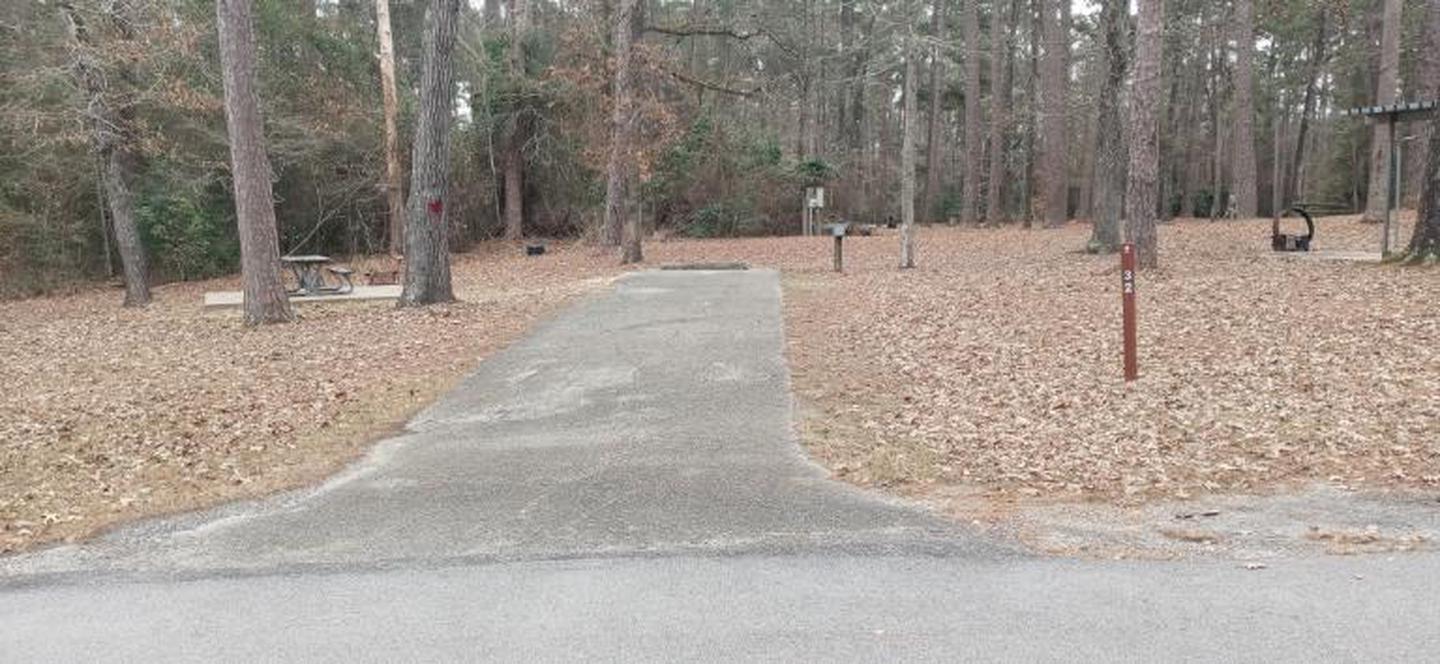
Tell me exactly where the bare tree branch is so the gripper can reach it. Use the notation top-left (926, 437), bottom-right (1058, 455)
top-left (662, 66), bottom-right (759, 98)
top-left (645, 24), bottom-right (759, 40)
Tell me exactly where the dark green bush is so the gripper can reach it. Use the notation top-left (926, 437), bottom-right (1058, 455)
top-left (137, 187), bottom-right (237, 282)
top-left (793, 158), bottom-right (837, 187)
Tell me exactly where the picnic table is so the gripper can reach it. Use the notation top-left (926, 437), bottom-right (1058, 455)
top-left (281, 255), bottom-right (353, 295)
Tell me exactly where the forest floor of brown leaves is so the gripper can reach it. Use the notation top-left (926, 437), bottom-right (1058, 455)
top-left (781, 214), bottom-right (1440, 559)
top-left (3, 215), bottom-right (1437, 558)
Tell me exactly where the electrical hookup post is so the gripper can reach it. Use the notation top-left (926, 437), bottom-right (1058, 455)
top-left (1121, 244), bottom-right (1139, 382)
top-left (802, 186), bottom-right (825, 236)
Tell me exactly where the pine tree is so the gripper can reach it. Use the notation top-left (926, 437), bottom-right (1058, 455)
top-left (399, 0), bottom-right (461, 306)
top-left (61, 0), bottom-right (151, 307)
top-left (1230, 0), bottom-right (1258, 219)
top-left (376, 0), bottom-right (405, 256)
top-left (1126, 0), bottom-right (1164, 269)
top-left (1362, 0), bottom-right (1402, 224)
top-left (608, 0), bottom-right (642, 265)
top-left (502, 0), bottom-right (528, 242)
top-left (216, 0), bottom-right (292, 324)
top-left (959, 0), bottom-right (984, 224)
top-left (1087, 0), bottom-right (1128, 254)
top-left (900, 5), bottom-right (918, 268)
top-left (1038, 0), bottom-right (1070, 227)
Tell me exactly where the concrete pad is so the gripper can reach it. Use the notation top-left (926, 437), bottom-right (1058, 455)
top-left (659, 262), bottom-right (750, 270)
top-left (21, 269), bottom-right (974, 575)
top-left (203, 285), bottom-right (401, 309)
top-left (1265, 250), bottom-right (1383, 263)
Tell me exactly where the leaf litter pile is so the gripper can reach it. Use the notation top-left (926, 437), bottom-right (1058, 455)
top-left (2, 216), bottom-right (1436, 554)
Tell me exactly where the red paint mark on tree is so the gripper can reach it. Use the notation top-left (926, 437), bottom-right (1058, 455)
top-left (427, 199), bottom-right (444, 217)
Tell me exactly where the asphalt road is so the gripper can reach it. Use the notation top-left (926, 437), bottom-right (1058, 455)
top-left (3, 269), bottom-right (1437, 662)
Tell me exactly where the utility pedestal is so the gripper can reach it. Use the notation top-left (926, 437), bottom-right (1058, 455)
top-left (827, 223), bottom-right (849, 272)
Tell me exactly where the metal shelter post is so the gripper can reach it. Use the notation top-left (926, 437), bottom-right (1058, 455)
top-left (1341, 101), bottom-right (1439, 256)
top-left (1386, 115), bottom-right (1398, 255)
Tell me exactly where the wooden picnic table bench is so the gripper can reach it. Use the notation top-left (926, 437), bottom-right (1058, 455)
top-left (1289, 201), bottom-right (1353, 217)
top-left (281, 255), bottom-right (353, 295)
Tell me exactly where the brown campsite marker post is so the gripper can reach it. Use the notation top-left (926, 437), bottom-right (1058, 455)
top-left (1121, 243), bottom-right (1138, 382)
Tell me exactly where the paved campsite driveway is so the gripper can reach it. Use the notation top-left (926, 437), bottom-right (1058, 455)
top-left (3, 270), bottom-right (1438, 661)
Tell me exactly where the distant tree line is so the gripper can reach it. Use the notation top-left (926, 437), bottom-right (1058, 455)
top-left (1, 0), bottom-right (1438, 300)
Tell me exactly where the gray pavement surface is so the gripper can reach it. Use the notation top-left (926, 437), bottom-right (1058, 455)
top-left (3, 269), bottom-right (1438, 662)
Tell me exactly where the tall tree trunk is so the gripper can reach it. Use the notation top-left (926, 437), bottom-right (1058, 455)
top-left (1205, 21), bottom-right (1224, 219)
top-left (959, 0), bottom-right (983, 224)
top-left (399, 0), bottom-right (460, 306)
top-left (1173, 40), bottom-right (1205, 218)
top-left (900, 13), bottom-right (918, 268)
top-left (1087, 0), bottom-right (1128, 254)
top-left (503, 142), bottom-right (525, 240)
top-left (921, 0), bottom-right (944, 222)
top-left (1410, 110), bottom-right (1440, 262)
top-left (796, 0), bottom-right (815, 160)
top-left (503, 0), bottom-right (527, 242)
top-left (216, 0), bottom-right (292, 324)
top-left (1157, 65), bottom-right (1179, 220)
top-left (1076, 85), bottom-right (1098, 221)
top-left (1362, 0), bottom-right (1402, 223)
top-left (1272, 107), bottom-right (1285, 218)
top-left (1038, 0), bottom-right (1069, 227)
top-left (879, 89), bottom-right (895, 222)
top-left (1408, 0), bottom-right (1440, 209)
top-left (1022, 0), bottom-right (1040, 227)
top-left (856, 12), bottom-right (877, 216)
top-left (838, 0), bottom-right (855, 149)
top-left (1284, 9), bottom-right (1328, 210)
top-left (1407, 0), bottom-right (1440, 261)
top-left (608, 0), bottom-right (642, 264)
top-left (376, 0), bottom-right (405, 255)
top-left (843, 3), bottom-right (869, 152)
top-left (103, 150), bottom-right (149, 305)
top-left (1230, 0), bottom-right (1258, 219)
top-left (1126, 0), bottom-right (1163, 269)
top-left (985, 0), bottom-right (1017, 224)
top-left (1210, 90), bottom-right (1227, 219)
top-left (62, 1), bottom-right (151, 307)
